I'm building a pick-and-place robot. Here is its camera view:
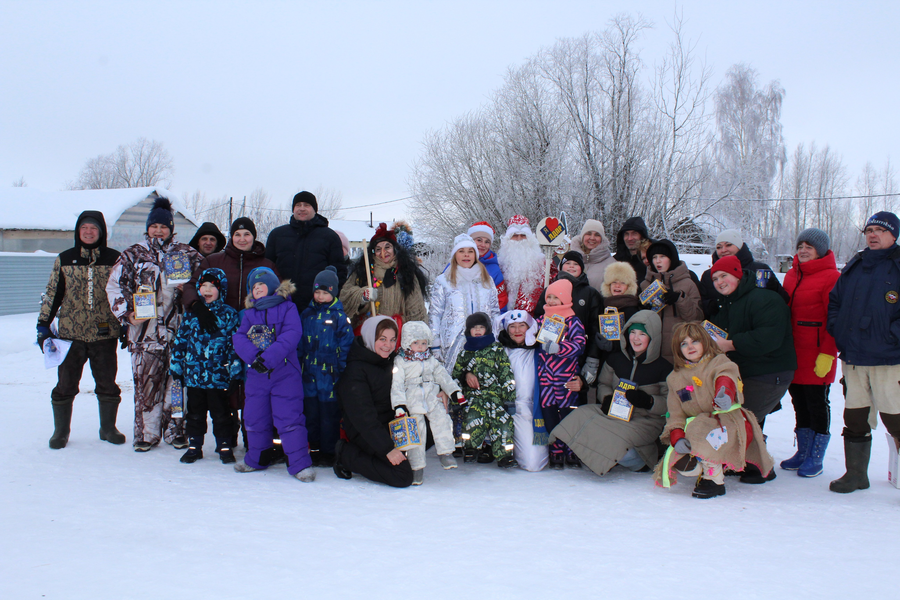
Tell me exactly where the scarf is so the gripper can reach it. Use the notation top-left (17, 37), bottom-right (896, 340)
top-left (463, 332), bottom-right (495, 352)
top-left (253, 294), bottom-right (286, 310)
top-left (400, 348), bottom-right (431, 361)
top-left (531, 352), bottom-right (548, 445)
top-left (373, 257), bottom-right (398, 289)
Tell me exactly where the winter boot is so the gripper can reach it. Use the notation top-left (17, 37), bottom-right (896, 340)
top-left (98, 402), bottom-right (126, 445)
top-left (316, 453), bottom-right (336, 468)
top-left (439, 454), bottom-right (458, 469)
top-left (549, 451), bottom-right (565, 470)
top-left (476, 444), bottom-right (495, 464)
top-left (411, 469), bottom-right (424, 485)
top-left (565, 449), bottom-right (582, 468)
top-left (497, 455), bottom-right (518, 469)
top-left (234, 460), bottom-right (261, 473)
top-left (829, 435), bottom-right (871, 493)
top-left (218, 448), bottom-right (236, 464)
top-left (133, 441), bottom-right (152, 452)
top-left (333, 440), bottom-right (352, 480)
top-left (295, 467), bottom-right (317, 483)
top-left (172, 436), bottom-right (189, 449)
top-left (780, 427), bottom-right (814, 470)
top-left (798, 432), bottom-right (830, 478)
top-left (463, 447), bottom-right (479, 463)
top-left (452, 445), bottom-right (464, 459)
top-left (739, 463), bottom-right (776, 484)
top-left (180, 437), bottom-right (204, 463)
top-left (692, 478), bottom-right (726, 499)
top-left (49, 402), bottom-right (73, 449)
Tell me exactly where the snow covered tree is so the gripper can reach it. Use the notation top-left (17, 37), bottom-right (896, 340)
top-left (70, 138), bottom-right (174, 190)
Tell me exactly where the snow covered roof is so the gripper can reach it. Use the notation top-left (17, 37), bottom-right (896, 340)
top-left (326, 219), bottom-right (380, 243)
top-left (0, 187), bottom-right (198, 230)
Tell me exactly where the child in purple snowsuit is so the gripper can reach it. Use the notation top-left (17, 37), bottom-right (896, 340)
top-left (232, 267), bottom-right (315, 482)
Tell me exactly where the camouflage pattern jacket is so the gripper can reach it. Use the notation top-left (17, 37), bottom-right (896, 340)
top-left (452, 341), bottom-right (516, 412)
top-left (106, 235), bottom-right (202, 352)
top-left (38, 211), bottom-right (121, 343)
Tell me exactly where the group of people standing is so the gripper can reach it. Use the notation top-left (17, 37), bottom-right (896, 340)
top-left (37, 192), bottom-right (900, 497)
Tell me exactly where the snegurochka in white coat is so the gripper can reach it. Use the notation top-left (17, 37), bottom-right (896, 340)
top-left (429, 234), bottom-right (500, 372)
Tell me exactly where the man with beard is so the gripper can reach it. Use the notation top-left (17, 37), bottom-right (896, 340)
top-left (497, 215), bottom-right (547, 314)
top-left (613, 216), bottom-right (652, 281)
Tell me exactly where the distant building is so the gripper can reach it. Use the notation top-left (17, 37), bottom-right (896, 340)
top-left (0, 187), bottom-right (198, 253)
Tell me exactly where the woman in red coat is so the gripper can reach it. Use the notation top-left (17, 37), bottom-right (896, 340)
top-left (781, 228), bottom-right (840, 477)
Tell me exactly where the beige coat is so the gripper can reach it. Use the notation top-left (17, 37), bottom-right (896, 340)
top-left (571, 234), bottom-right (617, 291)
top-left (340, 260), bottom-right (427, 329)
top-left (653, 354), bottom-right (774, 486)
top-left (640, 262), bottom-right (702, 363)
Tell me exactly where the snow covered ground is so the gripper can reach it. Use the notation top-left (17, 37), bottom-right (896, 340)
top-left (2, 312), bottom-right (897, 599)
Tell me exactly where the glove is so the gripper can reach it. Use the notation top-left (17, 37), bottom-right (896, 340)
top-left (662, 291), bottom-right (682, 306)
top-left (362, 287), bottom-right (379, 302)
top-left (541, 341), bottom-right (560, 355)
top-left (673, 438), bottom-right (691, 455)
top-left (581, 357), bottom-right (600, 386)
top-left (600, 395), bottom-right (613, 415)
top-left (250, 355), bottom-right (270, 374)
top-left (595, 334), bottom-right (613, 352)
top-left (394, 405), bottom-right (409, 418)
top-left (814, 353), bottom-right (835, 378)
top-left (624, 388), bottom-right (654, 410)
top-left (451, 391), bottom-right (466, 406)
top-left (505, 402), bottom-right (516, 416)
top-left (192, 301), bottom-right (220, 334)
top-left (119, 328), bottom-right (129, 349)
top-left (36, 325), bottom-right (53, 353)
top-left (713, 376), bottom-right (736, 411)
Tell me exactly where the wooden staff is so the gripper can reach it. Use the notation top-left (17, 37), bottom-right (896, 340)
top-left (362, 239), bottom-right (377, 317)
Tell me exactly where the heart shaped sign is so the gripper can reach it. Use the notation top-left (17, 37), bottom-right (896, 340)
top-left (545, 217), bottom-right (559, 231)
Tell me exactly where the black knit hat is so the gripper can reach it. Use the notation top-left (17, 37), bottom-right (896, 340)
top-left (146, 197), bottom-right (175, 232)
top-left (646, 239), bottom-right (681, 272)
top-left (292, 191), bottom-right (318, 213)
top-left (230, 217), bottom-right (257, 240)
top-left (313, 266), bottom-right (339, 296)
top-left (465, 312), bottom-right (491, 335)
top-left (560, 250), bottom-right (585, 274)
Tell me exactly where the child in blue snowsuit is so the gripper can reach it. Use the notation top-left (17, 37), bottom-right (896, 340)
top-left (299, 266), bottom-right (354, 467)
top-left (170, 268), bottom-right (243, 464)
top-left (232, 267), bottom-right (315, 482)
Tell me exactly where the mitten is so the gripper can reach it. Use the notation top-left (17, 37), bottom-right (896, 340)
top-left (541, 340), bottom-right (560, 355)
top-left (192, 301), bottom-right (220, 334)
top-left (600, 394), bottom-right (613, 415)
top-left (36, 325), bottom-right (53, 353)
top-left (624, 388), bottom-right (654, 409)
top-left (814, 353), bottom-right (835, 378)
top-left (581, 357), bottom-right (600, 385)
top-left (663, 290), bottom-right (682, 305)
top-left (250, 355), bottom-right (270, 374)
top-left (362, 287), bottom-right (379, 302)
top-left (394, 405), bottom-right (409, 417)
top-left (451, 391), bottom-right (466, 406)
top-left (713, 376), bottom-right (737, 411)
top-left (673, 438), bottom-right (691, 455)
top-left (594, 334), bottom-right (613, 352)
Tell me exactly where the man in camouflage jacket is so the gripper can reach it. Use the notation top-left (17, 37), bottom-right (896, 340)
top-left (38, 210), bottom-right (125, 449)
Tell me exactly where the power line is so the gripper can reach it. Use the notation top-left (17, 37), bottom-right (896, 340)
top-left (709, 191), bottom-right (899, 202)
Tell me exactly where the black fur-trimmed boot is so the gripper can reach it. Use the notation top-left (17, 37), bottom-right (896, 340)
top-left (49, 402), bottom-right (73, 449)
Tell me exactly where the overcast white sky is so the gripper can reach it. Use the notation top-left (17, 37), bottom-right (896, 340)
top-left (1, 0), bottom-right (897, 223)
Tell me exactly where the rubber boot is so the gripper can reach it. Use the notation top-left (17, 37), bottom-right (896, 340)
top-left (49, 402), bottom-right (73, 449)
top-left (98, 402), bottom-right (127, 445)
top-left (780, 427), bottom-right (814, 470)
top-left (798, 432), bottom-right (830, 478)
top-left (829, 435), bottom-right (871, 493)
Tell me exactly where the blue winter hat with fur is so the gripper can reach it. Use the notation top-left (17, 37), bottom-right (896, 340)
top-left (246, 267), bottom-right (279, 297)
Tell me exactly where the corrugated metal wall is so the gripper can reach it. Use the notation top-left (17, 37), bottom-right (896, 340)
top-left (0, 255), bottom-right (57, 316)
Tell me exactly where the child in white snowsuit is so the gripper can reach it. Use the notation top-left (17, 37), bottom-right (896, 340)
top-left (390, 321), bottom-right (463, 484)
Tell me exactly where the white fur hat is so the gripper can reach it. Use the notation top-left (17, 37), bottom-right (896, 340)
top-left (400, 320), bottom-right (433, 349)
top-left (450, 233), bottom-right (478, 259)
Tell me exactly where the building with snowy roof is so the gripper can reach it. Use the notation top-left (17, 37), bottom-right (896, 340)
top-left (0, 187), bottom-right (199, 253)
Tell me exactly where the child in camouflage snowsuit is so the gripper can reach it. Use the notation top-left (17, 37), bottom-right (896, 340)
top-left (452, 312), bottom-right (517, 467)
top-left (170, 268), bottom-right (243, 464)
top-left (298, 266), bottom-right (354, 466)
top-left (536, 279), bottom-right (586, 469)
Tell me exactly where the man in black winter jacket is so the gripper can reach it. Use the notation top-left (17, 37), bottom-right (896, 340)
top-left (264, 191), bottom-right (347, 311)
top-left (614, 216), bottom-right (652, 281)
top-left (188, 221), bottom-right (226, 257)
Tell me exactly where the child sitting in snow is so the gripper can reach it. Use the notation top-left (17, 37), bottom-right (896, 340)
top-left (654, 322), bottom-right (774, 499)
top-left (232, 267), bottom-right (316, 483)
top-left (452, 312), bottom-right (517, 467)
top-left (170, 268), bottom-right (242, 464)
top-left (390, 321), bottom-right (464, 485)
top-left (298, 266), bottom-right (354, 467)
top-left (536, 278), bottom-right (586, 469)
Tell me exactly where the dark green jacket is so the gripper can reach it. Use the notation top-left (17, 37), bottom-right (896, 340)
top-left (710, 272), bottom-right (797, 378)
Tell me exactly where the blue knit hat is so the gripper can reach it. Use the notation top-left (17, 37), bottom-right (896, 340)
top-left (246, 267), bottom-right (279, 297)
top-left (865, 211), bottom-right (900, 239)
top-left (313, 266), bottom-right (339, 296)
top-left (146, 197), bottom-right (175, 232)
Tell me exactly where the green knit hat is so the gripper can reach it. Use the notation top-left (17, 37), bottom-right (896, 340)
top-left (628, 322), bottom-right (649, 337)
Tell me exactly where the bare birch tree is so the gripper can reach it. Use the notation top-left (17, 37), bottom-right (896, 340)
top-left (70, 138), bottom-right (174, 189)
